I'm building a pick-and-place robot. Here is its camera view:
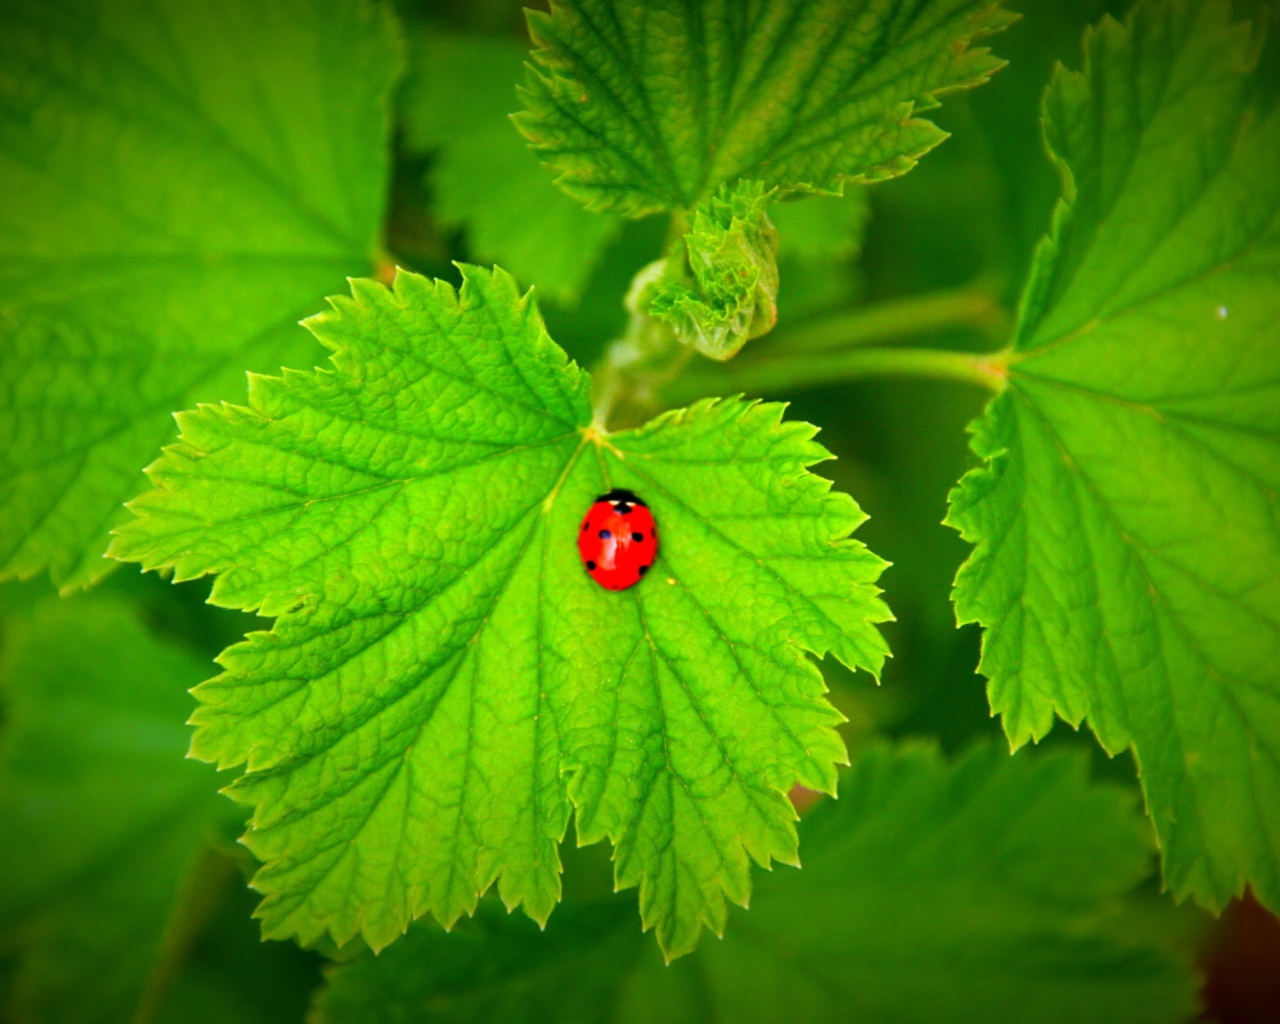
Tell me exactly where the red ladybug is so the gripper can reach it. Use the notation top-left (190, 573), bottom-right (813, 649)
top-left (577, 489), bottom-right (658, 591)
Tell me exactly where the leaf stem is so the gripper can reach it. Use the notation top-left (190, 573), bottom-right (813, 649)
top-left (594, 273), bottom-right (1009, 426)
top-left (591, 257), bottom-right (691, 431)
top-left (135, 842), bottom-right (237, 1024)
top-left (755, 282), bottom-right (1008, 356)
top-left (666, 345), bottom-right (1010, 403)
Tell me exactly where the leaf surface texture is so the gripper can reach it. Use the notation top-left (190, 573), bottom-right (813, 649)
top-left (112, 265), bottom-right (890, 959)
top-left (947, 0), bottom-right (1280, 912)
top-left (516, 0), bottom-right (1013, 215)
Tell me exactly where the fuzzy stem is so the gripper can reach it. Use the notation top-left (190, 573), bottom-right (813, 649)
top-left (590, 217), bottom-right (698, 430)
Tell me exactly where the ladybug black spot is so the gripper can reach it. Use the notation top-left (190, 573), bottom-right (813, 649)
top-left (632, 532), bottom-right (644, 542)
top-left (599, 529), bottom-right (611, 539)
top-left (639, 564), bottom-right (650, 576)
top-left (585, 560), bottom-right (597, 571)
top-left (581, 521), bottom-right (589, 532)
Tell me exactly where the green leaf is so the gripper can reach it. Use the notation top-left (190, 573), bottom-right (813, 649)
top-left (110, 264), bottom-right (890, 961)
top-left (650, 180), bottom-right (780, 360)
top-left (312, 741), bottom-right (1197, 1024)
top-left (400, 29), bottom-right (621, 303)
top-left (0, 0), bottom-right (400, 591)
top-left (514, 0), bottom-right (1015, 217)
top-left (0, 594), bottom-right (232, 1023)
top-left (946, 0), bottom-right (1280, 913)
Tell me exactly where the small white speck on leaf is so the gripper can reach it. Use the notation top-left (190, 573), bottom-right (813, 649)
top-left (1216, 305), bottom-right (1229, 319)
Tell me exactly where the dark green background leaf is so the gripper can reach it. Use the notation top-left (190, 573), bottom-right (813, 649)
top-left (0, 595), bottom-right (232, 1022)
top-left (314, 741), bottom-right (1196, 1024)
top-left (0, 0), bottom-right (400, 590)
top-left (399, 28), bottom-right (622, 302)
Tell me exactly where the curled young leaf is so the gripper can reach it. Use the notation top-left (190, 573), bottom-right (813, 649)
top-left (650, 181), bottom-right (780, 360)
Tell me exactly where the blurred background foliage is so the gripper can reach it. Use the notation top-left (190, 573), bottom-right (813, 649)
top-left (3, 0), bottom-right (1278, 1020)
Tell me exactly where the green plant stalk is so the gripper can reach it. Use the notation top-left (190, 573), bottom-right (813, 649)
top-left (134, 844), bottom-right (238, 1024)
top-left (590, 307), bottom-right (691, 431)
top-left (666, 345), bottom-right (1009, 404)
top-left (591, 214), bottom-right (698, 430)
top-left (757, 282), bottom-right (1007, 356)
top-left (595, 246), bottom-right (1007, 428)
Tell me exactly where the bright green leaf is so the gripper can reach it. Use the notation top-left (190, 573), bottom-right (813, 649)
top-left (110, 265), bottom-right (890, 960)
top-left (514, 0), bottom-right (1015, 217)
top-left (650, 180), bottom-right (780, 360)
top-left (0, 0), bottom-right (400, 591)
top-left (0, 594), bottom-right (233, 1023)
top-left (947, 0), bottom-right (1280, 913)
top-left (400, 29), bottom-right (621, 302)
top-left (313, 741), bottom-right (1196, 1024)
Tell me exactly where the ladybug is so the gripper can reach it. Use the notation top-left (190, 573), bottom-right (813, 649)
top-left (577, 488), bottom-right (658, 591)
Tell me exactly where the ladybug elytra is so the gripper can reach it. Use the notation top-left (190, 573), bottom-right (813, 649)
top-left (577, 488), bottom-right (658, 591)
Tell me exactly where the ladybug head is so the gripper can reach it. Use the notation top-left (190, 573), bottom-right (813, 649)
top-left (597, 488), bottom-right (647, 509)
